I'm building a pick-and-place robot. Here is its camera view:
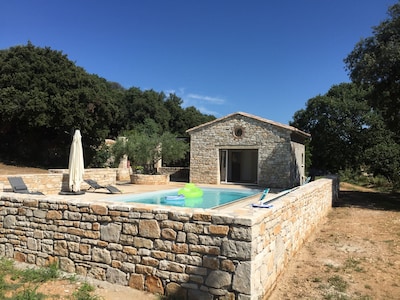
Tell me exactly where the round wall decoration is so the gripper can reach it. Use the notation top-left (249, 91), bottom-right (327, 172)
top-left (233, 126), bottom-right (244, 138)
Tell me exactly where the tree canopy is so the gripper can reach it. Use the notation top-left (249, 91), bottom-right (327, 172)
top-left (344, 2), bottom-right (400, 140)
top-left (0, 42), bottom-right (215, 167)
top-left (112, 131), bottom-right (189, 174)
top-left (291, 83), bottom-right (372, 172)
top-left (293, 2), bottom-right (400, 188)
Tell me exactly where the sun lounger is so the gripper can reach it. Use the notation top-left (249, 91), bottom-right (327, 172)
top-left (84, 179), bottom-right (122, 194)
top-left (8, 177), bottom-right (44, 195)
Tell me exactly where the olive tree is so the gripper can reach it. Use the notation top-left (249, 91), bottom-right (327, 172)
top-left (112, 132), bottom-right (189, 174)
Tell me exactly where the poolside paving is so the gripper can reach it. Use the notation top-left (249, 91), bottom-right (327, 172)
top-left (50, 182), bottom-right (276, 214)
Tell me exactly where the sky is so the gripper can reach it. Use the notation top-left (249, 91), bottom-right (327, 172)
top-left (1, 0), bottom-right (398, 125)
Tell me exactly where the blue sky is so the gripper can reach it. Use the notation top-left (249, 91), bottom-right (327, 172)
top-left (1, 0), bottom-right (397, 124)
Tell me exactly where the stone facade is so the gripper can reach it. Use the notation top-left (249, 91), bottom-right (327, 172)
top-left (0, 177), bottom-right (338, 299)
top-left (187, 112), bottom-right (310, 188)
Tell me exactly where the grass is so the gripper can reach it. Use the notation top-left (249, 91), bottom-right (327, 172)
top-left (327, 275), bottom-right (348, 293)
top-left (11, 287), bottom-right (46, 300)
top-left (317, 256), bottom-right (374, 299)
top-left (0, 257), bottom-right (101, 300)
top-left (73, 282), bottom-right (102, 300)
top-left (343, 257), bottom-right (364, 273)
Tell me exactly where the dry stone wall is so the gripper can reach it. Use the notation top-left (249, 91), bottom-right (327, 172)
top-left (0, 177), bottom-right (338, 299)
top-left (0, 168), bottom-right (117, 194)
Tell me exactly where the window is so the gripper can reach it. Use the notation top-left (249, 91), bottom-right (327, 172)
top-left (233, 126), bottom-right (244, 138)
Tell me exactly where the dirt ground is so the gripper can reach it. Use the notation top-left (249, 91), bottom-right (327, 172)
top-left (1, 163), bottom-right (399, 299)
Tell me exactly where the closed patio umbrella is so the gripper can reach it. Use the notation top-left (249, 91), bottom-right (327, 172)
top-left (68, 129), bottom-right (84, 193)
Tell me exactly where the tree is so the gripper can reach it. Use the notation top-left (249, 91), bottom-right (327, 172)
top-left (291, 83), bottom-right (372, 173)
top-left (164, 93), bottom-right (187, 135)
top-left (112, 131), bottom-right (189, 174)
top-left (344, 2), bottom-right (400, 139)
top-left (0, 43), bottom-right (123, 167)
top-left (182, 106), bottom-right (215, 132)
top-left (363, 116), bottom-right (400, 188)
top-left (122, 88), bottom-right (171, 134)
top-left (0, 42), bottom-right (216, 168)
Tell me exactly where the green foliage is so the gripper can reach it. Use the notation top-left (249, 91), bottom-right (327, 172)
top-left (0, 257), bottom-right (101, 300)
top-left (343, 2), bottom-right (400, 187)
top-left (159, 132), bottom-right (189, 165)
top-left (72, 282), bottom-right (102, 300)
top-left (292, 3), bottom-right (400, 187)
top-left (12, 287), bottom-right (46, 300)
top-left (0, 42), bottom-right (215, 168)
top-left (0, 42), bottom-right (123, 167)
top-left (0, 258), bottom-right (60, 300)
top-left (338, 169), bottom-right (394, 192)
top-left (327, 275), bottom-right (348, 293)
top-left (343, 257), bottom-right (364, 272)
top-left (112, 131), bottom-right (189, 174)
top-left (121, 88), bottom-right (215, 136)
top-left (364, 140), bottom-right (400, 189)
top-left (89, 141), bottom-right (117, 168)
top-left (291, 83), bottom-right (372, 173)
top-left (17, 263), bottom-right (59, 283)
top-left (11, 288), bottom-right (46, 300)
top-left (345, 2), bottom-right (400, 139)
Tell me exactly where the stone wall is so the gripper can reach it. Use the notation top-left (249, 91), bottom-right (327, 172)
top-left (290, 141), bottom-right (306, 186)
top-left (158, 167), bottom-right (189, 182)
top-left (0, 177), bottom-right (338, 299)
top-left (130, 174), bottom-right (170, 185)
top-left (0, 168), bottom-right (117, 194)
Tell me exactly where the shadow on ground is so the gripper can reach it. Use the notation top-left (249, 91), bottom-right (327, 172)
top-left (336, 190), bottom-right (400, 211)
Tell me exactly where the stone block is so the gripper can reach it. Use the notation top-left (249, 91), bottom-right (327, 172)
top-left (161, 228), bottom-right (177, 240)
top-left (129, 273), bottom-right (144, 290)
top-left (232, 261), bottom-right (251, 294)
top-left (145, 275), bottom-right (164, 295)
top-left (90, 204), bottom-right (108, 215)
top-left (203, 255), bottom-right (219, 269)
top-left (54, 240), bottom-right (68, 256)
top-left (205, 270), bottom-right (231, 289)
top-left (100, 223), bottom-right (121, 242)
top-left (166, 282), bottom-right (187, 299)
top-left (92, 247), bottom-right (112, 264)
top-left (222, 240), bottom-right (251, 259)
top-left (46, 210), bottom-right (62, 220)
top-left (3, 215), bottom-right (16, 228)
top-left (208, 224), bottom-right (229, 236)
top-left (59, 257), bottom-right (75, 273)
top-left (122, 223), bottom-right (138, 235)
top-left (106, 267), bottom-right (128, 285)
top-left (139, 219), bottom-right (160, 238)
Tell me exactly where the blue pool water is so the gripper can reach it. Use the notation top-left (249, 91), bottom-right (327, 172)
top-left (110, 188), bottom-right (261, 209)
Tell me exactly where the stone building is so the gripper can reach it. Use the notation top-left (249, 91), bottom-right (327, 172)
top-left (186, 112), bottom-right (310, 188)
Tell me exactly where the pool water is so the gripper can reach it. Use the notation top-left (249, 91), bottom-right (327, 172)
top-left (110, 188), bottom-right (261, 209)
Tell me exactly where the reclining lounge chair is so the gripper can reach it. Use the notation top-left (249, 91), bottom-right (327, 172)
top-left (8, 177), bottom-right (44, 195)
top-left (84, 179), bottom-right (122, 194)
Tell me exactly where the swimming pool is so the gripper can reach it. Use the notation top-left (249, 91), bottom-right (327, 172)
top-left (109, 187), bottom-right (261, 209)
